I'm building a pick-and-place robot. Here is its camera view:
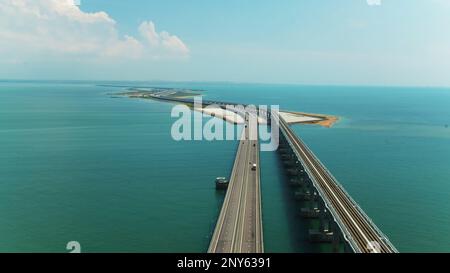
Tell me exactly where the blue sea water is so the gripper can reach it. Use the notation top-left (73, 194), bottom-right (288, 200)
top-left (0, 81), bottom-right (449, 252)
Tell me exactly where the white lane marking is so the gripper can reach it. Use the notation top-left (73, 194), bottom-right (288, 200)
top-left (231, 124), bottom-right (251, 252)
top-left (238, 148), bottom-right (250, 252)
top-left (238, 115), bottom-right (257, 252)
top-left (209, 132), bottom-right (245, 252)
top-left (255, 139), bottom-right (263, 253)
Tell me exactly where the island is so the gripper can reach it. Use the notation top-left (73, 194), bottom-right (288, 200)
top-left (114, 87), bottom-right (339, 127)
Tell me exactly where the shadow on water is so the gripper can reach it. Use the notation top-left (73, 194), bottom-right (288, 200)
top-left (202, 131), bottom-right (321, 252)
top-left (258, 146), bottom-right (318, 253)
top-left (204, 189), bottom-right (226, 251)
top-left (204, 148), bottom-right (234, 252)
top-left (271, 151), bottom-right (317, 253)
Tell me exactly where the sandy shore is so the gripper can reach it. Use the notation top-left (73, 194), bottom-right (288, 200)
top-left (194, 106), bottom-right (245, 124)
top-left (193, 107), bottom-right (337, 127)
top-left (279, 112), bottom-right (322, 123)
top-left (122, 91), bottom-right (338, 127)
top-left (194, 106), bottom-right (268, 125)
top-left (279, 111), bottom-right (339, 128)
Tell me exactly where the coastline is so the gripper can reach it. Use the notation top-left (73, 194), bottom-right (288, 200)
top-left (119, 89), bottom-right (339, 127)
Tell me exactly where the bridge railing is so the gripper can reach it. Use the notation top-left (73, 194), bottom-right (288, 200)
top-left (285, 122), bottom-right (397, 252)
top-left (278, 117), bottom-right (398, 252)
top-left (277, 119), bottom-right (361, 252)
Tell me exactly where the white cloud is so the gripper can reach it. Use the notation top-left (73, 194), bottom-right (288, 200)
top-left (160, 31), bottom-right (190, 54)
top-left (139, 21), bottom-right (160, 47)
top-left (0, 0), bottom-right (189, 63)
top-left (139, 21), bottom-right (190, 55)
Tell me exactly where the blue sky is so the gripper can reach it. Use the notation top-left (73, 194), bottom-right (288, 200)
top-left (1, 0), bottom-right (450, 86)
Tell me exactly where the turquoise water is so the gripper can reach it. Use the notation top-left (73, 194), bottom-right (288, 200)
top-left (0, 81), bottom-right (449, 252)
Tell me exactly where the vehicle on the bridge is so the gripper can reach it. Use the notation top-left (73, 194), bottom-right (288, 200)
top-left (251, 163), bottom-right (257, 171)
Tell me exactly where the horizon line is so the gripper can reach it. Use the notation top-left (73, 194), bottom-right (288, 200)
top-left (1, 78), bottom-right (449, 89)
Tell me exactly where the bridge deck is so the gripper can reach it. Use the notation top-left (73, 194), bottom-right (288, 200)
top-left (208, 119), bottom-right (263, 253)
top-left (278, 117), bottom-right (397, 253)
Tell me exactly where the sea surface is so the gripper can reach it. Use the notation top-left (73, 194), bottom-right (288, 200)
top-left (0, 81), bottom-right (449, 252)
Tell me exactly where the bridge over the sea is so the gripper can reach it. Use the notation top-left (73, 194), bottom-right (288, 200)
top-left (132, 93), bottom-right (398, 253)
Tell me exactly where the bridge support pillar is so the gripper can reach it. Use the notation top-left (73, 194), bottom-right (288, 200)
top-left (343, 241), bottom-right (353, 253)
top-left (330, 220), bottom-right (342, 253)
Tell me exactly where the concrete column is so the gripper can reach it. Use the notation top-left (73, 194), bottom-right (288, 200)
top-left (343, 241), bottom-right (353, 253)
top-left (319, 209), bottom-right (326, 232)
top-left (328, 220), bottom-right (343, 253)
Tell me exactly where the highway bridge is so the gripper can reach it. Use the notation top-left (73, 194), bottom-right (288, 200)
top-left (208, 114), bottom-right (264, 253)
